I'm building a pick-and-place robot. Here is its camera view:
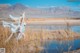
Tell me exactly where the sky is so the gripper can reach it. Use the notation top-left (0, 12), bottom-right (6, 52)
top-left (0, 0), bottom-right (80, 10)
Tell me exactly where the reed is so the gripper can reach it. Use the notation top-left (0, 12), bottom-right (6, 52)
top-left (0, 26), bottom-right (80, 53)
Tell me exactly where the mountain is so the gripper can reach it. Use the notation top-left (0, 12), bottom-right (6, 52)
top-left (8, 3), bottom-right (27, 10)
top-left (0, 4), bottom-right (10, 10)
top-left (0, 3), bottom-right (80, 18)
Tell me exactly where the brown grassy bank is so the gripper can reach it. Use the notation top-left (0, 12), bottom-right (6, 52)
top-left (0, 26), bottom-right (80, 53)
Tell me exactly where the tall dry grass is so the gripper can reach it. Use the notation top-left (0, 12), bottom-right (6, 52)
top-left (0, 26), bottom-right (44, 53)
top-left (0, 26), bottom-right (80, 53)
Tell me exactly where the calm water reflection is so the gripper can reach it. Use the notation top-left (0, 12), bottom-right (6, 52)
top-left (42, 39), bottom-right (80, 53)
top-left (27, 24), bottom-right (80, 33)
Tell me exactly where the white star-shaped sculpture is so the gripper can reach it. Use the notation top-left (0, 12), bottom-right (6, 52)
top-left (2, 12), bottom-right (27, 43)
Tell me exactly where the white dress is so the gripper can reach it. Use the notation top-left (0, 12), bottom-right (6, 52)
top-left (16, 23), bottom-right (26, 40)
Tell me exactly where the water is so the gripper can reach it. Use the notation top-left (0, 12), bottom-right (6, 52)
top-left (27, 25), bottom-right (80, 53)
top-left (71, 26), bottom-right (80, 33)
top-left (41, 26), bottom-right (80, 53)
top-left (27, 24), bottom-right (80, 33)
top-left (42, 39), bottom-right (80, 53)
top-left (27, 24), bottom-right (67, 31)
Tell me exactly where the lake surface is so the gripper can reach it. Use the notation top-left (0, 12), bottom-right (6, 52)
top-left (27, 24), bottom-right (80, 33)
top-left (71, 26), bottom-right (80, 33)
top-left (41, 39), bottom-right (80, 53)
top-left (27, 25), bottom-right (80, 53)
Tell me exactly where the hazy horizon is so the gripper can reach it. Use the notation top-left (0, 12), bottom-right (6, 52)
top-left (0, 0), bottom-right (80, 18)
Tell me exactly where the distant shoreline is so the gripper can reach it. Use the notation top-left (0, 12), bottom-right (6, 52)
top-left (0, 18), bottom-right (80, 26)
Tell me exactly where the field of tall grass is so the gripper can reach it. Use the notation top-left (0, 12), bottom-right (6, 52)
top-left (0, 25), bottom-right (80, 53)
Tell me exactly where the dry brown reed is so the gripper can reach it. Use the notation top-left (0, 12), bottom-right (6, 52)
top-left (0, 26), bottom-right (80, 53)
